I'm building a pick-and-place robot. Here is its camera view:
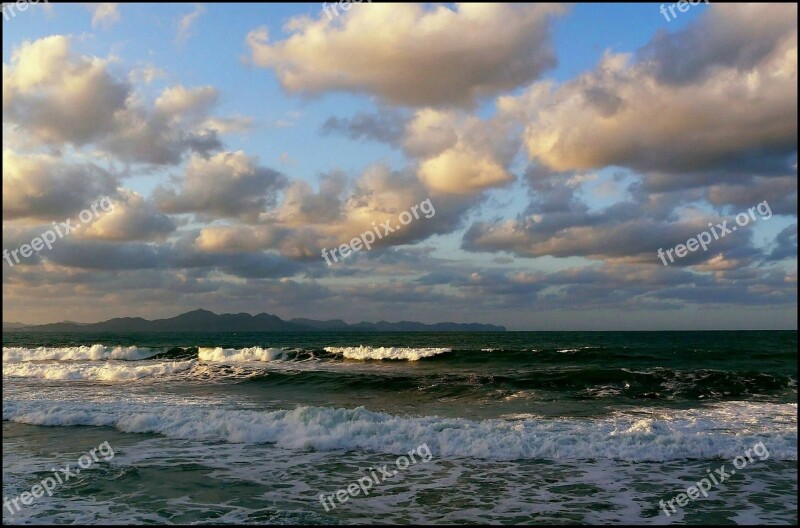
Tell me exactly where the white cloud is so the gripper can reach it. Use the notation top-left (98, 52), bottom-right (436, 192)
top-left (86, 3), bottom-right (120, 29)
top-left (510, 4), bottom-right (797, 176)
top-left (177, 4), bottom-right (206, 45)
top-left (247, 3), bottom-right (565, 107)
top-left (3, 36), bottom-right (236, 165)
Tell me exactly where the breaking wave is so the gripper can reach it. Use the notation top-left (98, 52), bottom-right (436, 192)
top-left (2, 399), bottom-right (795, 462)
top-left (323, 346), bottom-right (452, 361)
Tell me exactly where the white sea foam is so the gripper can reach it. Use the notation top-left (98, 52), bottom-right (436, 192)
top-left (3, 400), bottom-right (795, 462)
top-left (2, 360), bottom-right (196, 381)
top-left (324, 346), bottom-right (451, 361)
top-left (198, 347), bottom-right (286, 363)
top-left (557, 346), bottom-right (601, 353)
top-left (2, 345), bottom-right (160, 362)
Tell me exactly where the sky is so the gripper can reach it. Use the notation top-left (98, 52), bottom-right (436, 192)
top-left (2, 2), bottom-right (797, 330)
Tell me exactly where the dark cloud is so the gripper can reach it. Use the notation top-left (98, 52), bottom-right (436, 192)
top-left (320, 111), bottom-right (406, 145)
top-left (153, 151), bottom-right (287, 220)
top-left (767, 224), bottom-right (798, 261)
top-left (638, 5), bottom-right (796, 85)
top-left (2, 153), bottom-right (118, 221)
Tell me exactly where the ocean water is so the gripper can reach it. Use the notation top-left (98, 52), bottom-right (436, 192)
top-left (2, 331), bottom-right (797, 524)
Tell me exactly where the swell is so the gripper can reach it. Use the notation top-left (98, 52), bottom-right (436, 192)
top-left (3, 399), bottom-right (796, 462)
top-left (4, 344), bottom-right (796, 366)
top-left (3, 351), bottom-right (794, 401)
top-left (241, 367), bottom-right (796, 401)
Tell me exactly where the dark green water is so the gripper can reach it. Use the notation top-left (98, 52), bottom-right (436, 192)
top-left (3, 331), bottom-right (797, 524)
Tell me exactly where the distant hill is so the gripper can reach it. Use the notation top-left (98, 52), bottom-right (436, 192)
top-left (4, 309), bottom-right (506, 332)
top-left (2, 322), bottom-right (30, 331)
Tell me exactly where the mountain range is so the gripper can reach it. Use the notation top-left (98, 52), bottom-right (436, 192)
top-left (2, 309), bottom-right (505, 332)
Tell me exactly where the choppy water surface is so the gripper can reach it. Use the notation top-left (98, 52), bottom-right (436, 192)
top-left (3, 331), bottom-right (797, 524)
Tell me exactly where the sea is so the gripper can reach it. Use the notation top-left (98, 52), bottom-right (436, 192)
top-left (2, 330), bottom-right (797, 524)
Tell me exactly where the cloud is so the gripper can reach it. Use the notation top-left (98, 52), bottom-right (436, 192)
top-left (269, 171), bottom-right (348, 228)
top-left (405, 108), bottom-right (519, 196)
top-left (2, 5), bottom-right (796, 330)
top-left (2, 151), bottom-right (174, 242)
top-left (706, 176), bottom-right (797, 216)
top-left (402, 109), bottom-right (458, 158)
top-left (320, 111), bottom-right (405, 144)
top-left (461, 172), bottom-right (772, 267)
top-left (259, 166), bottom-right (453, 259)
top-left (80, 189), bottom-right (176, 242)
top-left (321, 107), bottom-right (520, 196)
top-left (462, 213), bottom-right (747, 265)
top-left (464, 12), bottom-right (798, 296)
top-left (273, 110), bottom-right (302, 129)
top-left (100, 83), bottom-right (224, 165)
top-left (279, 152), bottom-right (295, 166)
top-left (155, 84), bottom-right (217, 118)
top-left (318, 101), bottom-right (524, 204)
top-left (177, 4), bottom-right (206, 45)
top-left (128, 64), bottom-right (166, 86)
top-left (201, 116), bottom-right (255, 135)
top-left (2, 151), bottom-right (118, 222)
top-left (191, 164), bottom-right (478, 260)
top-left (1, 232), bottom-right (301, 280)
top-left (86, 3), bottom-right (121, 29)
top-left (3, 35), bottom-right (128, 145)
top-left (766, 224), bottom-right (797, 261)
top-left (278, 165), bottom-right (475, 256)
top-left (418, 144), bottom-right (513, 196)
top-left (3, 36), bottom-right (234, 165)
top-left (194, 224), bottom-right (283, 253)
top-left (247, 3), bottom-right (564, 107)
top-left (153, 151), bottom-right (287, 220)
top-left (639, 4), bottom-right (796, 85)
top-left (509, 3), bottom-right (797, 177)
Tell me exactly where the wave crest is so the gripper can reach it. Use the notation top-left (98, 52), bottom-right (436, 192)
top-left (3, 345), bottom-right (159, 362)
top-left (198, 347), bottom-right (286, 363)
top-left (2, 400), bottom-right (795, 461)
top-left (3, 360), bottom-right (196, 381)
top-left (323, 346), bottom-right (451, 361)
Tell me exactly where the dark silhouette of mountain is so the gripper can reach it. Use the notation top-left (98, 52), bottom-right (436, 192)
top-left (5, 309), bottom-right (505, 332)
top-left (289, 318), bottom-right (351, 330)
top-left (2, 322), bottom-right (30, 331)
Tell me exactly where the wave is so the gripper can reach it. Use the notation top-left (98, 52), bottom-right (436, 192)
top-left (2, 360), bottom-right (196, 381)
top-left (198, 347), bottom-right (286, 363)
top-left (2, 345), bottom-right (160, 362)
top-left (509, 367), bottom-right (796, 400)
top-left (4, 343), bottom-right (793, 366)
top-left (2, 400), bottom-right (795, 462)
top-left (3, 357), bottom-right (793, 401)
top-left (323, 346), bottom-right (452, 361)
